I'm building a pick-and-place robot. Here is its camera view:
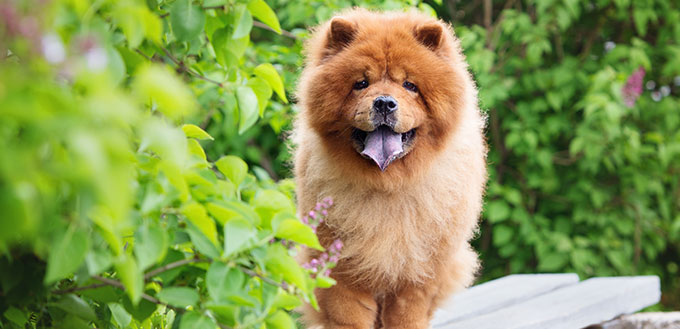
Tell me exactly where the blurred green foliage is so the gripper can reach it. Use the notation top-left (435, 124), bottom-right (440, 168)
top-left (1, 0), bottom-right (679, 328)
top-left (0, 0), bottom-right (333, 328)
top-left (441, 0), bottom-right (680, 309)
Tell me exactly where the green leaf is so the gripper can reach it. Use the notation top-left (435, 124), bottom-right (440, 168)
top-left (159, 160), bottom-right (190, 202)
top-left (254, 63), bottom-right (288, 103)
top-left (492, 225), bottom-right (514, 247)
top-left (56, 315), bottom-right (91, 329)
top-left (271, 292), bottom-right (302, 310)
top-left (185, 222), bottom-right (222, 259)
top-left (205, 303), bottom-right (239, 326)
top-left (170, 0), bottom-right (206, 42)
top-left (134, 223), bottom-right (168, 270)
top-left (122, 290), bottom-right (158, 322)
top-left (253, 189), bottom-right (295, 228)
top-left (248, 77), bottom-right (273, 116)
top-left (3, 307), bottom-right (27, 327)
top-left (54, 294), bottom-right (97, 322)
top-left (187, 139), bottom-right (207, 162)
top-left (157, 287), bottom-right (200, 308)
top-left (206, 262), bottom-right (245, 302)
top-left (133, 64), bottom-right (197, 120)
top-left (182, 124), bottom-right (214, 140)
top-left (215, 155), bottom-right (248, 187)
top-left (116, 255), bottom-right (144, 305)
top-left (207, 201), bottom-right (260, 226)
top-left (275, 219), bottom-right (323, 250)
top-left (180, 312), bottom-right (215, 329)
top-left (44, 229), bottom-right (89, 284)
top-left (85, 248), bottom-right (112, 275)
top-left (182, 203), bottom-right (219, 246)
top-left (265, 245), bottom-right (307, 292)
top-left (236, 86), bottom-right (259, 134)
top-left (111, 3), bottom-right (146, 48)
top-left (265, 310), bottom-right (296, 329)
top-left (224, 218), bottom-right (256, 257)
top-left (316, 275), bottom-right (337, 288)
top-left (212, 29), bottom-right (250, 68)
top-left (538, 251), bottom-right (569, 272)
top-left (232, 5), bottom-right (253, 39)
top-left (108, 303), bottom-right (132, 328)
top-left (79, 286), bottom-right (120, 304)
top-left (486, 200), bottom-right (511, 223)
top-left (247, 0), bottom-right (281, 34)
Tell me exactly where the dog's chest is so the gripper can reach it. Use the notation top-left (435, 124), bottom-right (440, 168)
top-left (324, 185), bottom-right (458, 286)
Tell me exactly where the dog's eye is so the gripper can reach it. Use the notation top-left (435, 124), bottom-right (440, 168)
top-left (403, 81), bottom-right (418, 92)
top-left (353, 80), bottom-right (369, 90)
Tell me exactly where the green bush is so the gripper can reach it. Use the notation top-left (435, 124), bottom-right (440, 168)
top-left (439, 0), bottom-right (680, 308)
top-left (0, 0), bottom-right (337, 327)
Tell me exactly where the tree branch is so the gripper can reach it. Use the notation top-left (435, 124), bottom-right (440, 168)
top-left (144, 257), bottom-right (210, 280)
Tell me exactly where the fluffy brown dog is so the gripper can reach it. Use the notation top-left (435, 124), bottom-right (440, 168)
top-left (293, 9), bottom-right (487, 329)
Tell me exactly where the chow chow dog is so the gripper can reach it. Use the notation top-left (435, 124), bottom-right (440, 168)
top-left (293, 8), bottom-right (487, 328)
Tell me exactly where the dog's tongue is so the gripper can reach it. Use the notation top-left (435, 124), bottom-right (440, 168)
top-left (360, 126), bottom-right (403, 171)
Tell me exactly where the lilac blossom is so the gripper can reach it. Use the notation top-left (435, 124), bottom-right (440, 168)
top-left (298, 198), bottom-right (343, 278)
top-left (622, 67), bottom-right (645, 107)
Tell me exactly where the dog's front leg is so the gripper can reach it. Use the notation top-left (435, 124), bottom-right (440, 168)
top-left (311, 279), bottom-right (378, 329)
top-left (381, 283), bottom-right (437, 329)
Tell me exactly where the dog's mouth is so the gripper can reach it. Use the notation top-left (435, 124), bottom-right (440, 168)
top-left (351, 126), bottom-right (416, 171)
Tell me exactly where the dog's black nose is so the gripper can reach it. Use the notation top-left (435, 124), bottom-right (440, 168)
top-left (373, 96), bottom-right (398, 115)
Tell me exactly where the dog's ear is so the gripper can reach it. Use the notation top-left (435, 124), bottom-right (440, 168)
top-left (326, 17), bottom-right (357, 51)
top-left (414, 23), bottom-right (444, 50)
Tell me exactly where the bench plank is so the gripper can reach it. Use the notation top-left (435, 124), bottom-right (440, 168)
top-left (432, 273), bottom-right (579, 326)
top-left (436, 276), bottom-right (660, 329)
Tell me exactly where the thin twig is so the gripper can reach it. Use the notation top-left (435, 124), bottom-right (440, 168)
top-left (160, 47), bottom-right (224, 87)
top-left (91, 275), bottom-right (185, 313)
top-left (92, 275), bottom-right (125, 289)
top-left (144, 257), bottom-right (210, 280)
top-left (146, 258), bottom-right (290, 290)
top-left (134, 49), bottom-right (153, 61)
top-left (53, 283), bottom-right (108, 294)
top-left (483, 0), bottom-right (493, 44)
top-left (252, 21), bottom-right (298, 40)
top-left (238, 266), bottom-right (288, 290)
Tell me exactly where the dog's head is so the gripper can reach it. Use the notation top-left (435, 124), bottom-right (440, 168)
top-left (298, 10), bottom-right (471, 178)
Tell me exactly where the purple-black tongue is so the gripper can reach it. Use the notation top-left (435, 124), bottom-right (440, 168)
top-left (360, 126), bottom-right (404, 171)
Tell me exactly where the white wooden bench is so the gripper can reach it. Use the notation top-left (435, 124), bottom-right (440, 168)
top-left (432, 274), bottom-right (661, 329)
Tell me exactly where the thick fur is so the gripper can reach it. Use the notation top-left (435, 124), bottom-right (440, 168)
top-left (293, 9), bottom-right (487, 329)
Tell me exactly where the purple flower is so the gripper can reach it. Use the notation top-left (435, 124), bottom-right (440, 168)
top-left (330, 239), bottom-right (343, 253)
top-left (322, 210), bottom-right (328, 216)
top-left (622, 67), bottom-right (645, 107)
top-left (308, 211), bottom-right (317, 219)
